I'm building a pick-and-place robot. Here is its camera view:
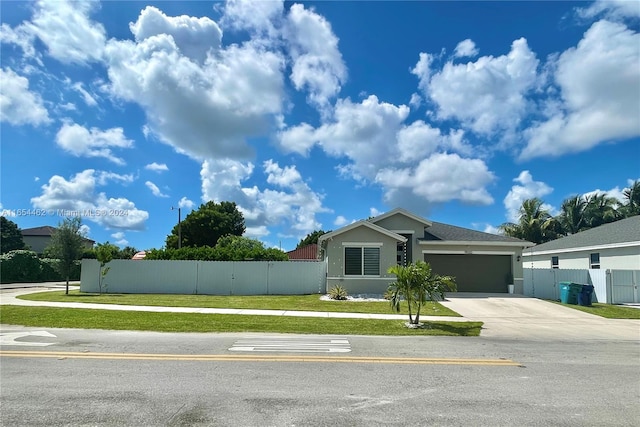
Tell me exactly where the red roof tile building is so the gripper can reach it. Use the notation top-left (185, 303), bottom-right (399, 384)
top-left (286, 243), bottom-right (319, 261)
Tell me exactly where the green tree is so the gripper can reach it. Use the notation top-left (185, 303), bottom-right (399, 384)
top-left (582, 193), bottom-right (621, 229)
top-left (46, 217), bottom-right (85, 294)
top-left (119, 246), bottom-right (138, 259)
top-left (94, 242), bottom-right (116, 294)
top-left (214, 235), bottom-right (288, 261)
top-left (387, 261), bottom-right (456, 327)
top-left (166, 201), bottom-right (245, 249)
top-left (1, 217), bottom-right (26, 254)
top-left (558, 195), bottom-right (587, 235)
top-left (621, 180), bottom-right (640, 217)
top-left (499, 198), bottom-right (560, 244)
top-left (297, 230), bottom-right (329, 248)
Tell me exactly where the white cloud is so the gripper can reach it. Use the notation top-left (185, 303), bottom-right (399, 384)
top-left (178, 197), bottom-right (195, 210)
top-left (285, 3), bottom-right (347, 113)
top-left (200, 158), bottom-right (328, 237)
top-left (0, 68), bottom-right (50, 126)
top-left (96, 171), bottom-right (135, 186)
top-left (576, 0), bottom-right (640, 21)
top-left (24, 0), bottom-right (106, 65)
top-left (129, 6), bottom-right (222, 64)
top-left (31, 169), bottom-right (149, 230)
top-left (145, 181), bottom-right (169, 198)
top-left (334, 215), bottom-right (348, 226)
top-left (396, 121), bottom-right (471, 163)
top-left (413, 38), bottom-right (539, 136)
top-left (111, 231), bottom-right (128, 246)
top-left (409, 93), bottom-right (422, 109)
top-left (55, 122), bottom-right (133, 165)
top-left (221, 0), bottom-right (284, 36)
top-left (104, 6), bottom-right (285, 162)
top-left (370, 207), bottom-right (382, 218)
top-left (503, 171), bottom-right (554, 222)
top-left (79, 224), bottom-right (91, 238)
top-left (521, 20), bottom-right (640, 160)
top-left (453, 39), bottom-right (479, 58)
top-left (376, 153), bottom-right (495, 207)
top-left (145, 162), bottom-right (169, 173)
top-left (71, 82), bottom-right (97, 107)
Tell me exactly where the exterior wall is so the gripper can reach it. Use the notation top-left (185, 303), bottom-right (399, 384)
top-left (420, 242), bottom-right (526, 293)
top-left (80, 259), bottom-right (326, 295)
top-left (372, 215), bottom-right (425, 263)
top-left (22, 236), bottom-right (49, 254)
top-left (323, 226), bottom-right (401, 295)
top-left (523, 246), bottom-right (640, 270)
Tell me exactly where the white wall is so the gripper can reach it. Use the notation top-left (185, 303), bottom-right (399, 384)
top-left (523, 246), bottom-right (640, 270)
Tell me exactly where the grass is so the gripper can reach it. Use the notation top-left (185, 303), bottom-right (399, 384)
top-left (18, 290), bottom-right (461, 317)
top-left (550, 301), bottom-right (640, 319)
top-left (0, 306), bottom-right (482, 336)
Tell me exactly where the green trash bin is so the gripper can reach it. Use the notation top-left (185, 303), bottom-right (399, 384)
top-left (559, 282), bottom-right (580, 304)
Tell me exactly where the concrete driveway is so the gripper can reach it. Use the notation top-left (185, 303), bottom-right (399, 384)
top-left (439, 293), bottom-right (640, 341)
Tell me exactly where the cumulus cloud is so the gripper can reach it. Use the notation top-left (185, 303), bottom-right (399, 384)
top-left (23, 0), bottom-right (106, 65)
top-left (221, 0), bottom-right (284, 36)
top-left (55, 122), bottom-right (133, 165)
top-left (453, 39), bottom-right (479, 58)
top-left (103, 6), bottom-right (285, 162)
top-left (145, 181), bottom-right (169, 198)
top-left (521, 20), bottom-right (640, 160)
top-left (31, 169), bottom-right (149, 230)
top-left (111, 231), bottom-right (128, 246)
top-left (178, 196), bottom-right (195, 210)
top-left (576, 0), bottom-right (640, 21)
top-left (0, 68), bottom-right (50, 126)
top-left (376, 153), bottom-right (495, 207)
top-left (145, 162), bottom-right (169, 173)
top-left (413, 38), bottom-right (539, 136)
top-left (334, 215), bottom-right (348, 226)
top-left (200, 159), bottom-right (328, 238)
top-left (503, 171), bottom-right (554, 222)
top-left (285, 3), bottom-right (347, 113)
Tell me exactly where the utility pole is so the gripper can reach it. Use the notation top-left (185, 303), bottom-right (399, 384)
top-left (171, 206), bottom-right (182, 249)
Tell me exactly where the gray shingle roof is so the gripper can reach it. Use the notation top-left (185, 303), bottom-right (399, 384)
top-left (422, 222), bottom-right (529, 243)
top-left (526, 215), bottom-right (640, 253)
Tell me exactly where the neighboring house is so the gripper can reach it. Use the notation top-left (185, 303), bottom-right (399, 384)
top-left (318, 208), bottom-right (533, 295)
top-left (286, 243), bottom-right (319, 261)
top-left (522, 215), bottom-right (640, 270)
top-left (21, 226), bottom-right (95, 254)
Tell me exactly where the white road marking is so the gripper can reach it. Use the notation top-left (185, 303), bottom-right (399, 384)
top-left (229, 338), bottom-right (351, 353)
top-left (0, 331), bottom-right (57, 347)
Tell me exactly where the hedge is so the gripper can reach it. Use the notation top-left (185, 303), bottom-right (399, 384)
top-left (0, 250), bottom-right (81, 283)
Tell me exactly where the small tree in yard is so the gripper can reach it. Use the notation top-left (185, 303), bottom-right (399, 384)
top-left (46, 217), bottom-right (85, 295)
top-left (387, 261), bottom-right (457, 328)
top-left (95, 242), bottom-right (116, 294)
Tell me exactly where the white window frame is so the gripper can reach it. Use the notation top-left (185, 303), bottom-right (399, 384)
top-left (590, 253), bottom-right (600, 269)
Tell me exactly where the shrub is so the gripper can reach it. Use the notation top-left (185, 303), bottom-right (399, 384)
top-left (0, 250), bottom-right (41, 283)
top-left (328, 285), bottom-right (348, 300)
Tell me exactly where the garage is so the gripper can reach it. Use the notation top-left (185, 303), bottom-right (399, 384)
top-left (423, 254), bottom-right (512, 293)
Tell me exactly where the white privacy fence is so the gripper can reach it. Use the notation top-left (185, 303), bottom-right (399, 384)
top-left (80, 259), bottom-right (326, 295)
top-left (523, 268), bottom-right (640, 304)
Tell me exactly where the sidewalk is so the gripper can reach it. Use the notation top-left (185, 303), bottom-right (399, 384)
top-left (0, 287), bottom-right (471, 322)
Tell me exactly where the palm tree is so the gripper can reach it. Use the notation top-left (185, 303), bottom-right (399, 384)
top-left (583, 193), bottom-right (621, 229)
top-left (558, 195), bottom-right (587, 235)
top-left (387, 261), bottom-right (456, 327)
top-left (621, 180), bottom-right (640, 217)
top-left (499, 198), bottom-right (559, 244)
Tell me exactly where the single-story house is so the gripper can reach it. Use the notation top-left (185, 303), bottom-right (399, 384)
top-left (522, 215), bottom-right (640, 270)
top-left (318, 208), bottom-right (533, 295)
top-left (21, 225), bottom-right (95, 254)
top-left (286, 243), bottom-right (319, 261)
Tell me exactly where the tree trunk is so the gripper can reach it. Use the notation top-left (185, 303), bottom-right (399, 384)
top-left (65, 276), bottom-right (69, 295)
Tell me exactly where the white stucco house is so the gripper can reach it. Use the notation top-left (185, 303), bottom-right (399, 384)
top-left (522, 215), bottom-right (640, 270)
top-left (318, 208), bottom-right (534, 295)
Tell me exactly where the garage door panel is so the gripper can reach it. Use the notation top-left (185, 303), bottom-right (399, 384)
top-left (423, 254), bottom-right (511, 293)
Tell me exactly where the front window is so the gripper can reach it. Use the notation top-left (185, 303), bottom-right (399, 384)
top-left (551, 256), bottom-right (559, 269)
top-left (345, 247), bottom-right (380, 276)
top-left (590, 253), bottom-right (600, 269)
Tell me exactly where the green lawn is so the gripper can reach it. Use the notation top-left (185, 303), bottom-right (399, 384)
top-left (18, 290), bottom-right (460, 317)
top-left (0, 306), bottom-right (482, 336)
top-left (550, 301), bottom-right (640, 319)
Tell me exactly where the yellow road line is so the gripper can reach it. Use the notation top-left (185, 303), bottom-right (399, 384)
top-left (0, 350), bottom-right (522, 366)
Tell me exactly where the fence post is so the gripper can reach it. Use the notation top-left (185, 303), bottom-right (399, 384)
top-left (606, 269), bottom-right (613, 304)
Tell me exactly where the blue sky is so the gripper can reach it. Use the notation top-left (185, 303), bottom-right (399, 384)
top-left (1, 0), bottom-right (638, 252)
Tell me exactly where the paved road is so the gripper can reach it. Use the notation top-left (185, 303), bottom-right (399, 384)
top-left (1, 327), bottom-right (638, 426)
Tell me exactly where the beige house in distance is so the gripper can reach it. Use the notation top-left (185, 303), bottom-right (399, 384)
top-left (21, 226), bottom-right (95, 254)
top-left (318, 208), bottom-right (533, 295)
